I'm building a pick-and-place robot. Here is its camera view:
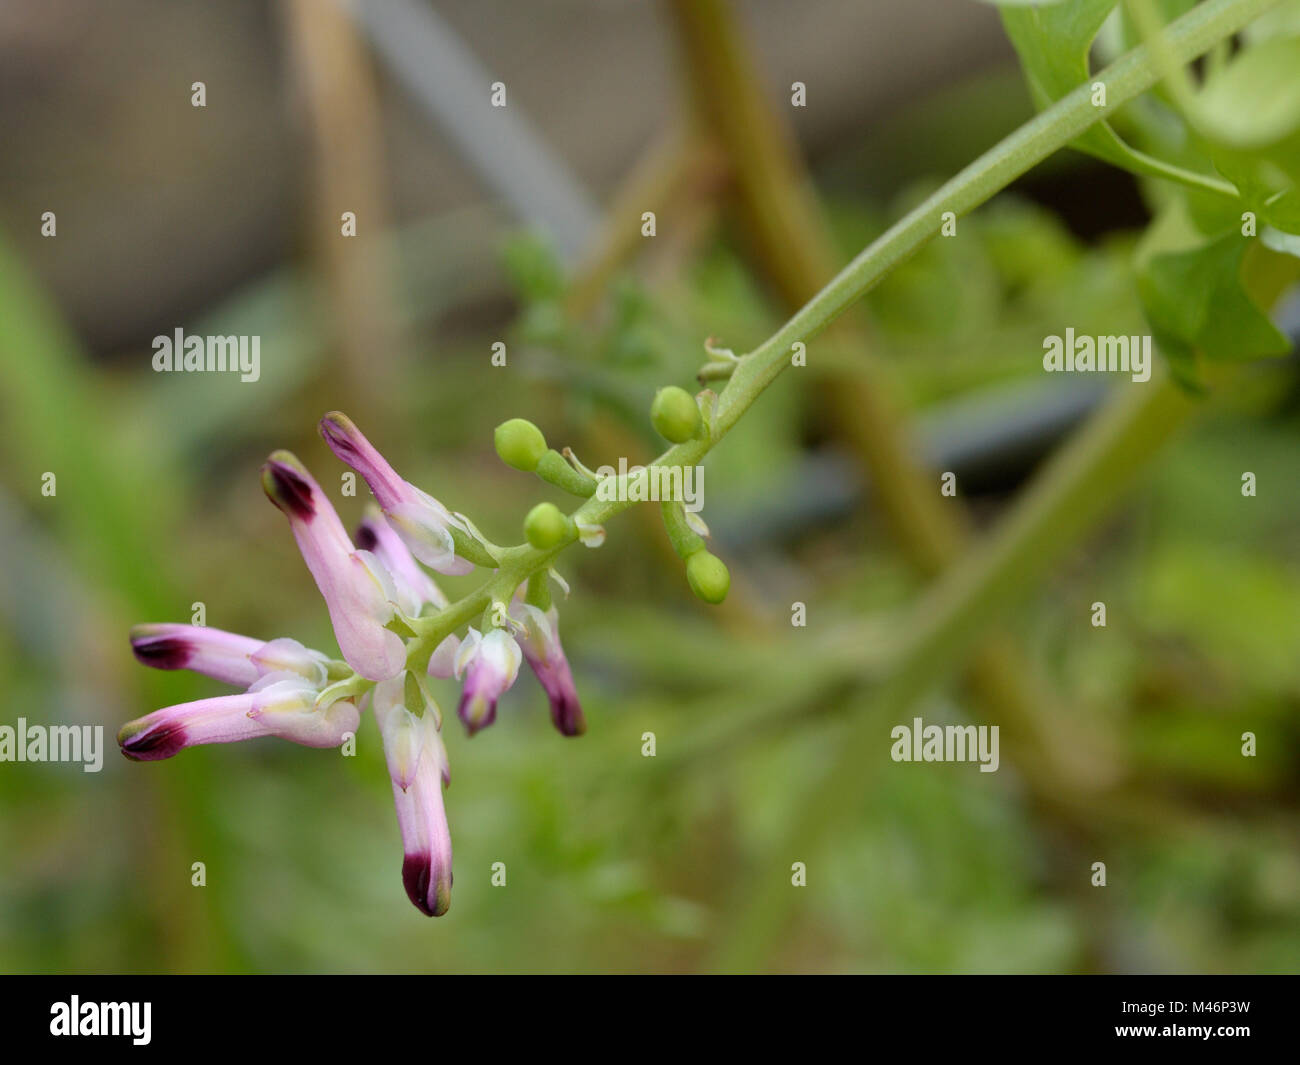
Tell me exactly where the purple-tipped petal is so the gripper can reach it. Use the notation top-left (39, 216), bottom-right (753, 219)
top-left (453, 628), bottom-right (521, 737)
top-left (320, 413), bottom-right (473, 576)
top-left (392, 715), bottom-right (453, 916)
top-left (319, 411), bottom-right (408, 510)
top-left (513, 604), bottom-right (586, 737)
top-left (117, 675), bottom-right (354, 761)
top-left (262, 452), bottom-right (405, 682)
top-left (130, 624), bottom-right (263, 687)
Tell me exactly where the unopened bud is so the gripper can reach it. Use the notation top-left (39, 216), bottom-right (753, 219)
top-left (651, 386), bottom-right (702, 443)
top-left (523, 502), bottom-right (574, 549)
top-left (494, 418), bottom-right (548, 472)
top-left (686, 549), bottom-right (730, 604)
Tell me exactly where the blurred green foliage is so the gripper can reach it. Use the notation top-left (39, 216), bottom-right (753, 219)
top-left (1, 31), bottom-right (1299, 973)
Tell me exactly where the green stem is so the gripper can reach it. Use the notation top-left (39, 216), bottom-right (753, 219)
top-left (396, 0), bottom-right (1273, 689)
top-left (712, 0), bottom-right (1276, 434)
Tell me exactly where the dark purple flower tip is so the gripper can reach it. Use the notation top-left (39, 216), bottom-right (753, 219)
top-left (403, 853), bottom-right (450, 916)
top-left (117, 720), bottom-right (186, 762)
top-left (130, 628), bottom-right (191, 671)
top-left (353, 521), bottom-right (379, 552)
top-left (457, 693), bottom-right (497, 737)
top-left (319, 412), bottom-right (361, 459)
top-left (551, 692), bottom-right (587, 738)
top-left (260, 453), bottom-right (316, 521)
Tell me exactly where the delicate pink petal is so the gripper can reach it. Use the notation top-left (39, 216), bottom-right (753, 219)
top-left (249, 637), bottom-right (330, 686)
top-left (320, 413), bottom-right (473, 576)
top-left (392, 715), bottom-right (453, 916)
top-left (117, 675), bottom-right (355, 761)
top-left (130, 624), bottom-right (262, 687)
top-left (426, 633), bottom-right (460, 679)
top-left (355, 508), bottom-right (449, 615)
top-left (513, 604), bottom-right (586, 737)
top-left (262, 452), bottom-right (405, 681)
top-left (373, 672), bottom-right (424, 791)
top-left (319, 411), bottom-right (408, 510)
top-left (455, 628), bottom-right (521, 737)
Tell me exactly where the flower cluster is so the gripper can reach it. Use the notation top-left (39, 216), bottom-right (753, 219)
top-left (118, 413), bottom-right (584, 917)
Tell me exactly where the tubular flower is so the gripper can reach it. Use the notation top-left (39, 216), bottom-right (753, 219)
top-left (130, 624), bottom-right (264, 687)
top-left (320, 411), bottom-right (477, 576)
top-left (262, 451), bottom-right (406, 681)
top-left (375, 675), bottom-right (453, 916)
top-left (130, 625), bottom-right (330, 689)
top-left (511, 602), bottom-right (585, 737)
top-left (118, 673), bottom-right (359, 762)
top-left (453, 627), bottom-right (522, 736)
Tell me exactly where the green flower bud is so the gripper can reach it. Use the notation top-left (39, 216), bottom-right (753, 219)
top-left (523, 502), bottom-right (573, 549)
top-left (685, 549), bottom-right (730, 604)
top-left (495, 418), bottom-right (548, 472)
top-left (651, 386), bottom-right (702, 443)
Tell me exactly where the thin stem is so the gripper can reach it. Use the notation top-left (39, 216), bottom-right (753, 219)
top-left (397, 0), bottom-right (1275, 685)
top-left (713, 0), bottom-right (1276, 435)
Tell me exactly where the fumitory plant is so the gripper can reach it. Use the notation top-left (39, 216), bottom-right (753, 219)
top-left (117, 0), bottom-right (1300, 920)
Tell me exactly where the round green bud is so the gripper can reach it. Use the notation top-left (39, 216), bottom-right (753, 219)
top-left (651, 386), bottom-right (702, 443)
top-left (685, 549), bottom-right (730, 604)
top-left (495, 418), bottom-right (548, 472)
top-left (523, 502), bottom-right (572, 549)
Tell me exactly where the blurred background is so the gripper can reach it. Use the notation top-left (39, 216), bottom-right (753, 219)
top-left (1, 0), bottom-right (1298, 973)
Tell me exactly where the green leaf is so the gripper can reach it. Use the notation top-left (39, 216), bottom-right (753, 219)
top-left (1000, 0), bottom-right (1230, 191)
top-left (1208, 148), bottom-right (1300, 235)
top-left (1192, 33), bottom-right (1300, 234)
top-left (1197, 37), bottom-right (1300, 149)
top-left (1137, 216), bottom-right (1289, 375)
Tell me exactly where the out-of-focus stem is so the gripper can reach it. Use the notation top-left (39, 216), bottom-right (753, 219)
top-left (282, 0), bottom-right (403, 414)
top-left (710, 370), bottom-right (1202, 972)
top-left (663, 0), bottom-right (1108, 807)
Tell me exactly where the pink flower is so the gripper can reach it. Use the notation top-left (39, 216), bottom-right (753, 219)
top-left (374, 674), bottom-right (452, 916)
top-left (512, 603), bottom-right (586, 737)
top-left (320, 412), bottom-right (475, 576)
top-left (453, 628), bottom-right (522, 736)
top-left (261, 451), bottom-right (406, 681)
top-left (130, 624), bottom-right (263, 687)
top-left (117, 674), bottom-right (359, 762)
top-left (130, 625), bottom-right (329, 688)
